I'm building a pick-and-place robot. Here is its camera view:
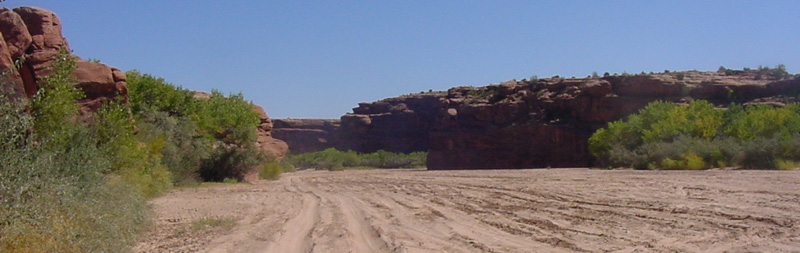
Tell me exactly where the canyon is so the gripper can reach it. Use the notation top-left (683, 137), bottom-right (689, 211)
top-left (275, 70), bottom-right (800, 169)
top-left (3, 7), bottom-right (800, 171)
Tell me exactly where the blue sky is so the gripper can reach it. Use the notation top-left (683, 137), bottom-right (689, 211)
top-left (5, 1), bottom-right (799, 118)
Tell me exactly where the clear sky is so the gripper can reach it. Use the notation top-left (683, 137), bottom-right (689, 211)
top-left (4, 1), bottom-right (799, 118)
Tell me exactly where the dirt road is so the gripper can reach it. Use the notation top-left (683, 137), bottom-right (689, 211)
top-left (135, 169), bottom-right (800, 252)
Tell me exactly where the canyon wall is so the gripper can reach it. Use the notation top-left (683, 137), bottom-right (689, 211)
top-left (275, 70), bottom-right (800, 169)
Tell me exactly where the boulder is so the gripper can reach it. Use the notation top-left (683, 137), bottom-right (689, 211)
top-left (0, 6), bottom-right (127, 113)
top-left (12, 6), bottom-right (68, 52)
top-left (0, 8), bottom-right (31, 59)
top-left (0, 31), bottom-right (24, 99)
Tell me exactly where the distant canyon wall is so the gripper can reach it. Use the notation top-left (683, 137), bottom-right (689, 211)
top-left (275, 70), bottom-right (800, 169)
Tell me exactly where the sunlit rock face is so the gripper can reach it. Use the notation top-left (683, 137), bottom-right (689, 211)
top-left (0, 6), bottom-right (127, 113)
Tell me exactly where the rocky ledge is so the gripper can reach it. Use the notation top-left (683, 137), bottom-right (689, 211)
top-left (278, 69), bottom-right (800, 169)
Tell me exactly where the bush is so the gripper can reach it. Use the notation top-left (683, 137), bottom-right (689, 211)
top-left (136, 111), bottom-right (210, 186)
top-left (0, 83), bottom-right (148, 251)
top-left (287, 148), bottom-right (427, 170)
top-left (128, 71), bottom-right (265, 184)
top-left (96, 101), bottom-right (172, 198)
top-left (591, 100), bottom-right (800, 169)
top-left (29, 49), bottom-right (83, 144)
top-left (192, 90), bottom-right (260, 145)
top-left (734, 138), bottom-right (780, 169)
top-left (126, 70), bottom-right (196, 116)
top-left (777, 160), bottom-right (800, 170)
top-left (199, 144), bottom-right (264, 181)
top-left (259, 160), bottom-right (283, 180)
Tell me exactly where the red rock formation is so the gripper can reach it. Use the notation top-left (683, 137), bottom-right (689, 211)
top-left (427, 72), bottom-right (800, 169)
top-left (272, 119), bottom-right (340, 154)
top-left (338, 92), bottom-right (445, 153)
top-left (306, 70), bottom-right (800, 170)
top-left (0, 6), bottom-right (126, 112)
top-left (252, 104), bottom-right (288, 158)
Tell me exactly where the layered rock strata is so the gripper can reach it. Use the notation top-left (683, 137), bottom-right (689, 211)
top-left (277, 70), bottom-right (800, 169)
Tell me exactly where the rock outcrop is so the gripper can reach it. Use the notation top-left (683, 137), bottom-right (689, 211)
top-left (253, 104), bottom-right (288, 158)
top-left (272, 92), bottom-right (446, 155)
top-left (278, 69), bottom-right (800, 169)
top-left (339, 92), bottom-right (445, 153)
top-left (428, 70), bottom-right (800, 169)
top-left (0, 6), bottom-right (126, 112)
top-left (272, 119), bottom-right (340, 154)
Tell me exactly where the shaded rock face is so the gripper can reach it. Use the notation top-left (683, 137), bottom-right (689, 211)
top-left (252, 104), bottom-right (288, 159)
top-left (0, 6), bottom-right (126, 112)
top-left (315, 71), bottom-right (799, 170)
top-left (427, 72), bottom-right (800, 169)
top-left (339, 93), bottom-right (445, 153)
top-left (272, 93), bottom-right (446, 155)
top-left (272, 119), bottom-right (341, 154)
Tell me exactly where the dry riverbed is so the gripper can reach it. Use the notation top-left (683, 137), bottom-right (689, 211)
top-left (135, 168), bottom-right (800, 252)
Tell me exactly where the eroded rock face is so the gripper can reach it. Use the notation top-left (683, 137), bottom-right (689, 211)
top-left (272, 119), bottom-right (341, 154)
top-left (252, 104), bottom-right (288, 159)
top-left (13, 6), bottom-right (68, 52)
top-left (316, 71), bottom-right (800, 170)
top-left (338, 92), bottom-right (446, 153)
top-left (0, 6), bottom-right (126, 112)
top-left (427, 72), bottom-right (800, 169)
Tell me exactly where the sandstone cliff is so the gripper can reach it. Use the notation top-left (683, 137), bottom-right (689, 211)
top-left (253, 104), bottom-right (288, 158)
top-left (272, 118), bottom-right (340, 154)
top-left (276, 69), bottom-right (800, 169)
top-left (0, 6), bottom-right (127, 113)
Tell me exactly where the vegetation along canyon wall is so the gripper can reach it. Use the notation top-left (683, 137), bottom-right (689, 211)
top-left (275, 68), bottom-right (800, 169)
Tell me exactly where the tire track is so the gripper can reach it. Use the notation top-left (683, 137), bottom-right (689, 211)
top-left (263, 176), bottom-right (320, 253)
top-left (139, 169), bottom-right (800, 252)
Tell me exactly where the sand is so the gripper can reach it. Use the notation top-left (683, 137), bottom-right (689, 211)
top-left (135, 168), bottom-right (800, 252)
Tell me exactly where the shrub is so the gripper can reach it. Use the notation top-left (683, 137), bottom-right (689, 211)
top-left (29, 49), bottom-right (82, 144)
top-left (96, 101), bottom-right (172, 197)
top-left (777, 160), bottom-right (800, 170)
top-left (591, 100), bottom-right (800, 169)
top-left (136, 111), bottom-right (210, 186)
top-left (126, 70), bottom-right (196, 116)
top-left (199, 144), bottom-right (264, 181)
top-left (259, 160), bottom-right (283, 180)
top-left (193, 90), bottom-right (260, 145)
top-left (288, 148), bottom-right (427, 170)
top-left (734, 138), bottom-right (780, 169)
top-left (0, 84), bottom-right (147, 251)
top-left (128, 71), bottom-right (265, 184)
